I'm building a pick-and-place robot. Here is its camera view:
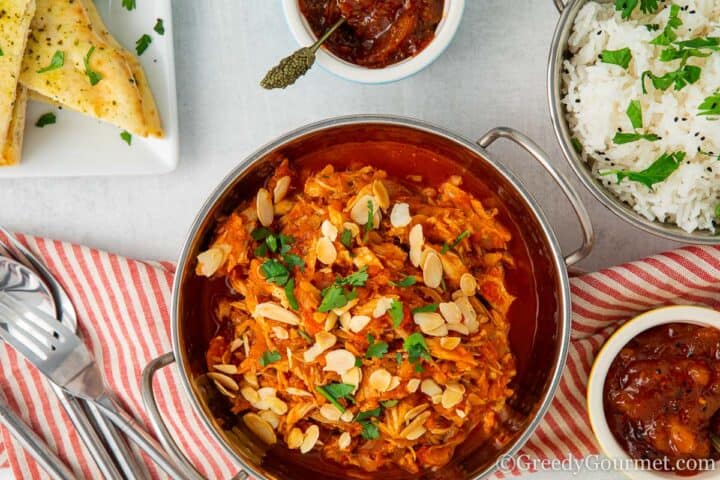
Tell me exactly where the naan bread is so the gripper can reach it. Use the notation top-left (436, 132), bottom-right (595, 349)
top-left (20, 0), bottom-right (163, 138)
top-left (0, 85), bottom-right (27, 166)
top-left (0, 0), bottom-right (35, 154)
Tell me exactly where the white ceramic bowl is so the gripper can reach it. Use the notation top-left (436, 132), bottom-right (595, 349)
top-left (282, 0), bottom-right (465, 84)
top-left (587, 305), bottom-right (720, 480)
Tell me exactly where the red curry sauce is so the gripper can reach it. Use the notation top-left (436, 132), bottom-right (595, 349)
top-left (298, 0), bottom-right (445, 68)
top-left (604, 323), bottom-right (720, 474)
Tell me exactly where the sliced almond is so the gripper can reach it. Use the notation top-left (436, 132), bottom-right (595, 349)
top-left (342, 222), bottom-right (360, 238)
top-left (372, 179), bottom-right (390, 210)
top-left (303, 332), bottom-right (337, 362)
top-left (243, 372), bottom-right (259, 389)
top-left (257, 387), bottom-right (277, 399)
top-left (230, 338), bottom-right (244, 352)
top-left (454, 296), bottom-right (477, 326)
top-left (425, 324), bottom-right (449, 337)
top-left (414, 312), bottom-right (445, 334)
top-left (440, 337), bottom-right (461, 350)
top-left (271, 326), bottom-right (289, 340)
top-left (372, 297), bottom-right (393, 318)
top-left (422, 251), bottom-right (443, 288)
top-left (350, 195), bottom-right (377, 225)
top-left (287, 427), bottom-right (304, 449)
top-left (300, 425), bottom-right (320, 454)
top-left (240, 386), bottom-right (260, 404)
top-left (403, 425), bottom-right (427, 441)
top-left (243, 413), bottom-right (277, 445)
top-left (321, 220), bottom-right (338, 241)
top-left (339, 311), bottom-right (352, 331)
top-left (242, 334), bottom-right (250, 357)
top-left (332, 298), bottom-right (359, 316)
top-left (213, 381), bottom-right (236, 398)
top-left (286, 387), bottom-right (312, 397)
top-left (460, 273), bottom-right (477, 296)
top-left (387, 376), bottom-right (401, 392)
top-left (256, 188), bottom-right (274, 227)
top-left (404, 404), bottom-right (430, 423)
top-left (207, 372), bottom-right (239, 391)
top-left (340, 410), bottom-right (354, 423)
top-left (400, 411), bottom-right (431, 440)
top-left (254, 302), bottom-right (300, 326)
top-left (439, 302), bottom-right (462, 324)
top-left (324, 349), bottom-right (356, 375)
top-left (441, 383), bottom-right (465, 409)
top-left (420, 379), bottom-right (442, 397)
top-left (259, 410), bottom-right (280, 429)
top-left (456, 409), bottom-right (466, 418)
top-left (316, 237), bottom-right (337, 265)
top-left (406, 378), bottom-right (421, 393)
top-left (348, 315), bottom-right (371, 333)
top-left (273, 176), bottom-right (291, 204)
top-left (369, 368), bottom-right (392, 392)
top-left (196, 246), bottom-right (229, 277)
top-left (390, 203), bottom-right (411, 228)
top-left (287, 346), bottom-right (293, 369)
top-left (338, 432), bottom-right (351, 450)
top-left (341, 367), bottom-right (362, 394)
top-left (320, 404), bottom-right (342, 421)
top-left (213, 364), bottom-right (238, 375)
top-left (408, 224), bottom-right (424, 267)
top-left (324, 312), bottom-right (338, 331)
top-left (447, 323), bottom-right (470, 335)
top-left (268, 397), bottom-right (288, 415)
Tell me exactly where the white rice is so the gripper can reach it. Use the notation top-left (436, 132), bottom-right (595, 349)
top-left (563, 0), bottom-right (720, 233)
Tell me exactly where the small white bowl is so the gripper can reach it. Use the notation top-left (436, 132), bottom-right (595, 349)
top-left (587, 305), bottom-right (720, 480)
top-left (281, 0), bottom-right (465, 84)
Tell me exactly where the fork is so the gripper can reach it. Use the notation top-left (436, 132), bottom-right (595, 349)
top-left (0, 291), bottom-right (196, 480)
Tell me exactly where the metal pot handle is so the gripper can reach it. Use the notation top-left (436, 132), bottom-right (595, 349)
top-left (553, 0), bottom-right (566, 13)
top-left (141, 352), bottom-right (249, 480)
top-left (477, 127), bottom-right (594, 267)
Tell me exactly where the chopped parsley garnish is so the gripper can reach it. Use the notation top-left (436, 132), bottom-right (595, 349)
top-left (440, 230), bottom-right (470, 254)
top-left (35, 113), bottom-right (56, 128)
top-left (354, 408), bottom-right (382, 440)
top-left (0, 47), bottom-right (4, 56)
top-left (37, 51), bottom-right (64, 73)
top-left (626, 99), bottom-right (643, 129)
top-left (354, 357), bottom-right (363, 367)
top-left (699, 91), bottom-right (720, 117)
top-left (601, 151), bottom-right (686, 189)
top-left (381, 400), bottom-right (398, 408)
top-left (84, 47), bottom-right (102, 86)
top-left (615, 0), bottom-right (659, 19)
top-left (715, 204), bottom-right (720, 220)
top-left (389, 276), bottom-right (416, 287)
top-left (411, 303), bottom-right (438, 314)
top-left (340, 228), bottom-right (353, 249)
top-left (388, 299), bottom-right (404, 328)
top-left (285, 278), bottom-right (299, 310)
top-left (649, 4), bottom-right (682, 46)
top-left (335, 267), bottom-right (368, 287)
top-left (613, 100), bottom-right (660, 144)
top-left (364, 200), bottom-right (374, 241)
top-left (136, 34), bottom-right (152, 56)
top-left (121, 0), bottom-right (136, 11)
top-left (571, 137), bottom-right (583, 154)
top-left (257, 231), bottom-right (303, 286)
top-left (354, 407), bottom-right (382, 423)
top-left (120, 131), bottom-right (132, 145)
top-left (365, 334), bottom-right (388, 359)
top-left (404, 332), bottom-right (431, 372)
top-left (154, 18), bottom-right (165, 35)
top-left (316, 383), bottom-right (355, 413)
top-left (645, 24), bottom-right (660, 32)
top-left (395, 352), bottom-right (403, 364)
top-left (251, 227), bottom-right (272, 241)
top-left (259, 350), bottom-right (281, 367)
top-left (318, 285), bottom-right (354, 312)
top-left (599, 47), bottom-right (632, 69)
top-left (261, 259), bottom-right (290, 286)
top-left (642, 65), bottom-right (701, 93)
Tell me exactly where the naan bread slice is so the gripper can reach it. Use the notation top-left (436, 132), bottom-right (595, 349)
top-left (0, 85), bottom-right (27, 166)
top-left (0, 0), bottom-right (35, 153)
top-left (20, 0), bottom-right (163, 138)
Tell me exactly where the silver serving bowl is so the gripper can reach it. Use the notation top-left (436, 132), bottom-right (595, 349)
top-left (141, 116), bottom-right (594, 480)
top-left (548, 0), bottom-right (720, 244)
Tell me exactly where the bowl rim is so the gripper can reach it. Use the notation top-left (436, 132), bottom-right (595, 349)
top-left (171, 115), bottom-right (574, 480)
top-left (281, 0), bottom-right (466, 84)
top-left (547, 0), bottom-right (720, 245)
top-left (587, 305), bottom-right (720, 480)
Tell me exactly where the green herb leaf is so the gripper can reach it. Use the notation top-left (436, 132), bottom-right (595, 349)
top-left (440, 230), bottom-right (470, 254)
top-left (340, 228), bottom-right (353, 249)
top-left (381, 400), bottom-right (398, 408)
top-left (154, 18), bottom-right (165, 35)
top-left (254, 243), bottom-right (268, 257)
top-left (121, 0), bottom-right (136, 10)
top-left (318, 285), bottom-right (349, 312)
top-left (615, 0), bottom-right (638, 18)
top-left (601, 151), bottom-right (686, 188)
top-left (0, 47), bottom-right (4, 56)
top-left (316, 383), bottom-right (355, 413)
top-left (388, 299), bottom-right (404, 328)
top-left (360, 421), bottom-right (379, 440)
top-left (404, 332), bottom-right (431, 372)
top-left (354, 357), bottom-right (363, 367)
top-left (259, 350), bottom-right (281, 367)
top-left (600, 48), bottom-right (632, 69)
top-left (37, 51), bottom-right (64, 74)
top-left (35, 113), bottom-right (56, 128)
top-left (364, 200), bottom-right (374, 241)
top-left (659, 46), bottom-right (711, 62)
top-left (674, 37), bottom-right (720, 50)
top-left (120, 130), bottom-right (132, 145)
top-left (390, 276), bottom-right (416, 287)
top-left (354, 407), bottom-right (382, 423)
top-left (626, 100), bottom-right (643, 129)
top-left (335, 267), bottom-right (369, 288)
top-left (395, 352), bottom-right (403, 364)
top-left (650, 5), bottom-right (682, 46)
top-left (251, 227), bottom-right (272, 241)
top-left (285, 278), bottom-right (299, 310)
top-left (715, 204), bottom-right (720, 220)
top-left (135, 34), bottom-right (152, 56)
top-left (412, 303), bottom-right (438, 314)
top-left (571, 137), bottom-right (583, 154)
top-left (642, 65), bottom-right (701, 93)
top-left (365, 334), bottom-right (389, 359)
top-left (645, 24), bottom-right (660, 31)
top-left (261, 259), bottom-right (290, 286)
top-left (612, 132), bottom-right (660, 144)
top-left (699, 91), bottom-right (720, 117)
top-left (84, 46), bottom-right (102, 86)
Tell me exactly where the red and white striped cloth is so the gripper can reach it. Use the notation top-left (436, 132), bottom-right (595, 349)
top-left (0, 235), bottom-right (718, 479)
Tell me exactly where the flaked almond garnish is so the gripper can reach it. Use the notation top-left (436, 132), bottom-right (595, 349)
top-left (323, 349), bottom-right (356, 374)
top-left (406, 378), bottom-right (421, 393)
top-left (254, 302), bottom-right (300, 326)
top-left (420, 379), bottom-right (442, 397)
top-left (413, 312), bottom-right (445, 334)
top-left (440, 337), bottom-right (461, 350)
top-left (425, 324), bottom-right (449, 337)
top-left (304, 331), bottom-right (337, 362)
top-left (271, 326), bottom-right (289, 340)
top-left (431, 394), bottom-right (442, 404)
top-left (320, 404), bottom-right (342, 421)
top-left (213, 381), bottom-right (236, 398)
top-left (456, 409), bottom-right (466, 418)
top-left (243, 412), bottom-right (277, 445)
top-left (408, 224), bottom-right (424, 267)
top-left (242, 333), bottom-right (250, 357)
top-left (338, 432), bottom-right (351, 450)
top-left (240, 386), bottom-right (260, 404)
top-left (274, 200), bottom-right (294, 215)
top-left (324, 312), bottom-right (338, 331)
top-left (404, 426), bottom-right (427, 441)
top-left (257, 387), bottom-right (277, 399)
top-left (447, 323), bottom-right (470, 335)
top-left (342, 221), bottom-right (360, 238)
top-left (404, 404), bottom-right (429, 423)
top-left (350, 195), bottom-right (377, 225)
top-left (422, 251), bottom-right (443, 288)
top-left (273, 176), bottom-right (291, 204)
top-left (256, 188), bottom-right (274, 227)
top-left (400, 411), bottom-right (431, 440)
top-left (460, 273), bottom-right (477, 296)
top-left (287, 428), bottom-right (304, 449)
top-left (230, 338), bottom-right (244, 352)
top-left (390, 202), bottom-right (411, 228)
top-left (339, 311), bottom-right (351, 331)
top-left (207, 372), bottom-right (239, 391)
top-left (387, 376), bottom-right (401, 392)
top-left (321, 220), bottom-right (338, 241)
top-left (439, 302), bottom-right (462, 324)
top-left (333, 298), bottom-right (359, 316)
top-left (316, 237), bottom-right (337, 265)
top-left (441, 383), bottom-right (464, 409)
top-left (196, 245), bottom-right (230, 277)
top-left (259, 410), bottom-right (280, 429)
top-left (286, 387), bottom-right (312, 397)
top-left (372, 179), bottom-right (390, 210)
top-left (300, 425), bottom-right (320, 454)
top-left (453, 296), bottom-right (477, 324)
top-left (243, 372), bottom-right (259, 389)
top-left (369, 368), bottom-right (392, 392)
top-left (349, 315), bottom-right (371, 333)
top-left (340, 410), bottom-right (354, 423)
top-left (213, 364), bottom-right (238, 375)
top-left (287, 346), bottom-right (293, 369)
top-left (341, 367), bottom-right (362, 394)
top-left (372, 297), bottom-right (393, 318)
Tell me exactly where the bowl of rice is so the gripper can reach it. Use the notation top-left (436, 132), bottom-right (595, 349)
top-left (548, 0), bottom-right (720, 243)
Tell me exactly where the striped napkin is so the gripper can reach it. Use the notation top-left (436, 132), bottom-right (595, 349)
top-left (0, 234), bottom-right (718, 479)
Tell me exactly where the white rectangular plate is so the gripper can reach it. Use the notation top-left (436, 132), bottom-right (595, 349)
top-left (0, 0), bottom-right (178, 177)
